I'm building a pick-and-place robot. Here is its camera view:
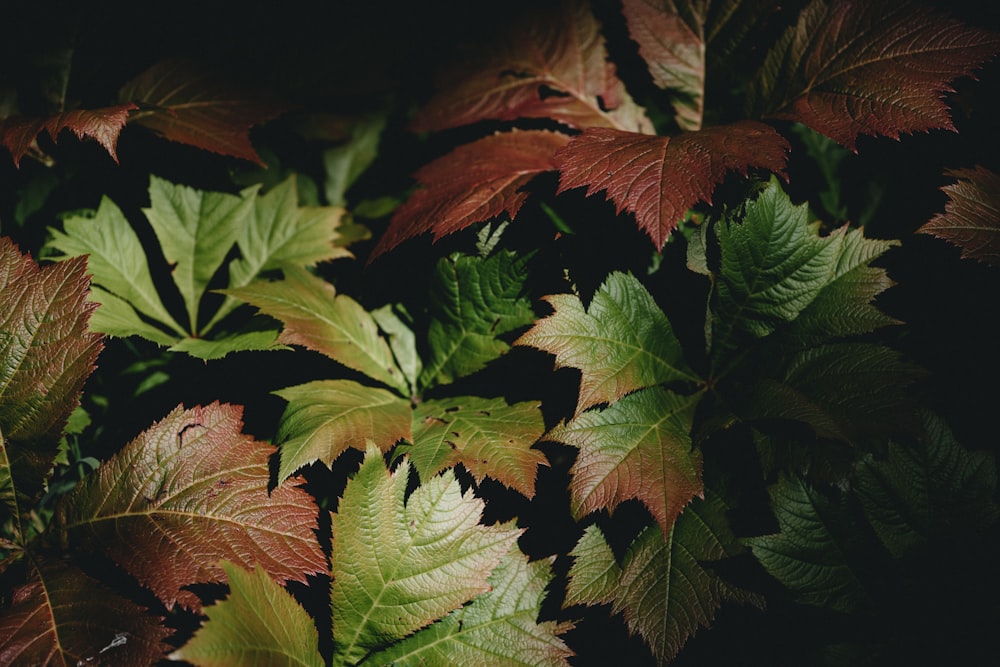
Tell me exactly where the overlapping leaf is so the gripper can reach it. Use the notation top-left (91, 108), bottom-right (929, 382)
top-left (330, 444), bottom-right (522, 664)
top-left (59, 402), bottom-right (326, 611)
top-left (169, 561), bottom-right (324, 667)
top-left (0, 104), bottom-right (137, 166)
top-left (566, 490), bottom-right (761, 663)
top-left (546, 387), bottom-right (703, 536)
top-left (367, 551), bottom-right (574, 666)
top-left (515, 271), bottom-right (699, 414)
top-left (918, 166), bottom-right (1000, 266)
top-left (409, 0), bottom-right (651, 134)
top-left (553, 123), bottom-right (790, 249)
top-left (369, 130), bottom-right (569, 260)
top-left (748, 0), bottom-right (1000, 150)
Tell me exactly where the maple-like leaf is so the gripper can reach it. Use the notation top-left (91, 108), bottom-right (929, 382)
top-left (119, 57), bottom-right (289, 165)
top-left (918, 166), bottom-right (1000, 267)
top-left (330, 444), bottom-right (522, 664)
top-left (515, 271), bottom-right (699, 414)
top-left (553, 123), bottom-right (790, 249)
top-left (223, 267), bottom-right (408, 394)
top-left (58, 402), bottom-right (326, 611)
top-left (566, 490), bottom-right (762, 664)
top-left (405, 397), bottom-right (547, 498)
top-left (367, 550), bottom-right (574, 666)
top-left (409, 0), bottom-right (651, 134)
top-left (169, 561), bottom-right (324, 667)
top-left (420, 250), bottom-right (536, 389)
top-left (0, 555), bottom-right (169, 666)
top-left (748, 0), bottom-right (1000, 150)
top-left (272, 379), bottom-right (413, 483)
top-left (369, 130), bottom-right (569, 261)
top-left (0, 104), bottom-right (137, 166)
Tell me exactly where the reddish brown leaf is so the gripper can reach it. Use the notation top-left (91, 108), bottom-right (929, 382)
top-left (750, 0), bottom-right (1000, 150)
top-left (409, 0), bottom-right (651, 134)
top-left (119, 57), bottom-right (290, 165)
top-left (918, 166), bottom-right (1000, 266)
top-left (0, 555), bottom-right (169, 666)
top-left (0, 104), bottom-right (136, 166)
top-left (59, 402), bottom-right (326, 611)
top-left (369, 130), bottom-right (570, 261)
top-left (553, 123), bottom-right (790, 249)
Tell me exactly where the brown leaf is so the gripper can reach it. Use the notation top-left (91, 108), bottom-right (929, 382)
top-left (918, 165), bottom-right (1000, 266)
top-left (0, 104), bottom-right (136, 166)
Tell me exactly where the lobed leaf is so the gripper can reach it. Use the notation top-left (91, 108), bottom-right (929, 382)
top-left (918, 165), bottom-right (1000, 267)
top-left (0, 104), bottom-right (137, 166)
top-left (331, 444), bottom-right (522, 664)
top-left (59, 402), bottom-right (326, 611)
top-left (553, 123), bottom-right (790, 249)
top-left (169, 561), bottom-right (324, 667)
top-left (748, 0), bottom-right (1000, 150)
top-left (515, 271), bottom-right (699, 414)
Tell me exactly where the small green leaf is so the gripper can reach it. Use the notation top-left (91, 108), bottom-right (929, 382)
top-left (371, 304), bottom-right (421, 393)
top-left (331, 444), bottom-right (522, 665)
top-left (169, 561), bottom-right (324, 667)
top-left (166, 329), bottom-right (289, 360)
top-left (564, 523), bottom-right (620, 608)
top-left (323, 112), bottom-right (387, 207)
top-left (86, 286), bottom-right (181, 346)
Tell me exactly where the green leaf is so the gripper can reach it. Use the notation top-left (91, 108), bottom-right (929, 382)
top-left (567, 491), bottom-right (761, 663)
top-left (371, 304), bottom-right (422, 393)
top-left (331, 444), bottom-right (522, 665)
top-left (367, 550), bottom-right (573, 666)
top-left (546, 387), bottom-right (703, 536)
top-left (166, 329), bottom-right (289, 360)
top-left (169, 561), bottom-right (324, 667)
top-left (273, 379), bottom-right (413, 483)
top-left (223, 266), bottom-right (408, 393)
top-left (515, 271), bottom-right (699, 414)
top-left (323, 112), bottom-right (387, 207)
top-left (86, 285), bottom-right (181, 346)
top-left (855, 412), bottom-right (999, 558)
top-left (143, 175), bottom-right (255, 334)
top-left (406, 396), bottom-right (547, 498)
top-left (745, 475), bottom-right (872, 613)
top-left (59, 402), bottom-right (326, 611)
top-left (420, 251), bottom-right (536, 390)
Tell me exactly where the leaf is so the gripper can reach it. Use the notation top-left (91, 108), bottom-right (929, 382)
top-left (166, 329), bottom-right (288, 360)
top-left (59, 402), bottom-right (326, 611)
top-left (407, 397), bottom-right (547, 498)
top-left (515, 271), bottom-right (699, 414)
top-left (744, 475), bottom-right (872, 613)
top-left (918, 165), bottom-right (1000, 266)
top-left (409, 0), bottom-right (651, 134)
top-left (272, 379), bottom-right (413, 483)
top-left (330, 444), bottom-right (522, 664)
top-left (0, 554), bottom-right (169, 666)
top-left (371, 305), bottom-right (422, 392)
top-left (546, 387), bottom-right (703, 536)
top-left (367, 550), bottom-right (574, 666)
top-left (553, 123), bottom-right (790, 249)
top-left (369, 130), bottom-right (570, 261)
top-left (169, 561), bottom-right (324, 667)
top-left (748, 0), bottom-right (1000, 150)
top-left (855, 412), bottom-right (999, 558)
top-left (223, 267), bottom-right (408, 393)
top-left (419, 250), bottom-right (536, 389)
top-left (119, 57), bottom-right (289, 164)
top-left (0, 104), bottom-right (137, 166)
top-left (322, 111), bottom-right (387, 207)
top-left (566, 491), bottom-right (761, 663)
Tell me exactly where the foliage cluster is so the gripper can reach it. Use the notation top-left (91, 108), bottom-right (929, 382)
top-left (2, 0), bottom-right (999, 664)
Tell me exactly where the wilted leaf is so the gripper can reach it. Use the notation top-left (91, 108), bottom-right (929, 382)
top-left (367, 550), bottom-right (573, 666)
top-left (0, 104), bottom-right (136, 166)
top-left (410, 0), bottom-right (651, 134)
top-left (59, 402), bottom-right (326, 611)
top-left (331, 444), bottom-right (522, 664)
top-left (553, 123), bottom-right (790, 249)
top-left (273, 379), bottom-right (412, 482)
top-left (918, 165), bottom-right (1000, 266)
top-left (169, 561), bottom-right (324, 667)
top-left (748, 0), bottom-right (1000, 150)
top-left (515, 271), bottom-right (699, 414)
top-left (223, 267), bottom-right (408, 393)
top-left (120, 57), bottom-right (289, 164)
top-left (0, 555), bottom-right (169, 666)
top-left (420, 250), bottom-right (536, 389)
top-left (370, 130), bottom-right (569, 261)
top-left (407, 397), bottom-right (547, 498)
